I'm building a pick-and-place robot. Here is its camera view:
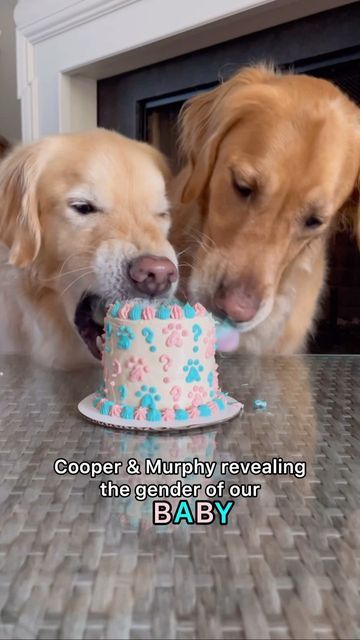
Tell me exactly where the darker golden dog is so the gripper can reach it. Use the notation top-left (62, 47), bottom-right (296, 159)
top-left (171, 66), bottom-right (360, 353)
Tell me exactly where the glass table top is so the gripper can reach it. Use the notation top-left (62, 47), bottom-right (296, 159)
top-left (0, 354), bottom-right (358, 639)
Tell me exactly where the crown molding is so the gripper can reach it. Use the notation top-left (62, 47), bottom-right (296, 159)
top-left (15, 0), bottom-right (141, 44)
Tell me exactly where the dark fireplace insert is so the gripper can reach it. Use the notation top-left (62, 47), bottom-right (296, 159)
top-left (98, 2), bottom-right (360, 354)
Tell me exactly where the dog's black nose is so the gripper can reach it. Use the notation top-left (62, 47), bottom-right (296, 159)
top-left (128, 255), bottom-right (178, 296)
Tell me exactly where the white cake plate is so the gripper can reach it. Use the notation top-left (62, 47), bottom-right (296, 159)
top-left (78, 393), bottom-right (243, 433)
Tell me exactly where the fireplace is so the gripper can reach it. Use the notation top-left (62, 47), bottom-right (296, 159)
top-left (98, 2), bottom-right (360, 353)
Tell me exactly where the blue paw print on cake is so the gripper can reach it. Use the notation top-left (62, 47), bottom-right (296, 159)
top-left (183, 358), bottom-right (204, 383)
top-left (117, 325), bottom-right (135, 350)
top-left (135, 385), bottom-right (161, 409)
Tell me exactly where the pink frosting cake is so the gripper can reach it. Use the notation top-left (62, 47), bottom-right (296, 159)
top-left (93, 299), bottom-right (227, 424)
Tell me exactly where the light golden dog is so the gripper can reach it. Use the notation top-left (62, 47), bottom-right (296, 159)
top-left (171, 66), bottom-right (360, 354)
top-left (0, 129), bottom-right (178, 369)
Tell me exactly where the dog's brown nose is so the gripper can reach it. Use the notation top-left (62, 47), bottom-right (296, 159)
top-left (128, 255), bottom-right (178, 296)
top-left (215, 283), bottom-right (261, 323)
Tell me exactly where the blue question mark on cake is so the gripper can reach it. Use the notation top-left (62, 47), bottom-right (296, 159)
top-left (207, 371), bottom-right (216, 398)
top-left (118, 385), bottom-right (127, 401)
top-left (142, 327), bottom-right (156, 352)
top-left (192, 323), bottom-right (202, 353)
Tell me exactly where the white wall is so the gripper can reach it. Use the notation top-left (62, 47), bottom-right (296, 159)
top-left (0, 0), bottom-right (21, 142)
top-left (14, 0), bottom-right (358, 141)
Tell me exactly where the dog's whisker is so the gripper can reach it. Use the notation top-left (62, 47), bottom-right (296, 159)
top-left (176, 247), bottom-right (191, 260)
top-left (57, 250), bottom-right (95, 278)
top-left (176, 283), bottom-right (190, 301)
top-left (184, 234), bottom-right (214, 257)
top-left (60, 270), bottom-right (95, 297)
top-left (194, 231), bottom-right (216, 249)
top-left (185, 228), bottom-right (217, 250)
top-left (38, 266), bottom-right (93, 283)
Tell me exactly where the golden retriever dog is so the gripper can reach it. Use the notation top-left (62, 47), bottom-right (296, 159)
top-left (170, 65), bottom-right (360, 354)
top-left (0, 129), bottom-right (178, 369)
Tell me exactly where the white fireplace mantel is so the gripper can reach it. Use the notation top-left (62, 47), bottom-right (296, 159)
top-left (14, 0), bottom-right (357, 142)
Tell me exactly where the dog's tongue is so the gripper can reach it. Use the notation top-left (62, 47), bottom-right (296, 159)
top-left (215, 319), bottom-right (240, 352)
top-left (74, 295), bottom-right (104, 360)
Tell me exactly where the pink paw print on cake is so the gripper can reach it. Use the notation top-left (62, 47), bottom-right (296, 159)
top-left (204, 327), bottom-right (216, 358)
top-left (127, 357), bottom-right (149, 382)
top-left (162, 322), bottom-right (188, 348)
top-left (188, 385), bottom-right (208, 407)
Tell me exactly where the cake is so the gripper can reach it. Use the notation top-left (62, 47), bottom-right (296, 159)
top-left (92, 299), bottom-right (228, 425)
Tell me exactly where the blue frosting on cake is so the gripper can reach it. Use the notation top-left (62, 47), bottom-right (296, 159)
top-left (129, 304), bottom-right (142, 320)
top-left (121, 405), bottom-right (135, 419)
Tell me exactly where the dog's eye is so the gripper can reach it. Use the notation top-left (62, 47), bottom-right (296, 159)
top-left (70, 201), bottom-right (97, 215)
top-left (304, 215), bottom-right (323, 229)
top-left (233, 180), bottom-right (253, 199)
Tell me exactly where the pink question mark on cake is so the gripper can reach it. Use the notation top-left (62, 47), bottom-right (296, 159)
top-left (204, 327), bottom-right (216, 358)
top-left (159, 354), bottom-right (171, 372)
top-left (170, 386), bottom-right (181, 403)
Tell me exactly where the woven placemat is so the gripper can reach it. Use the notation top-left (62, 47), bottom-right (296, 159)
top-left (0, 354), bottom-right (359, 639)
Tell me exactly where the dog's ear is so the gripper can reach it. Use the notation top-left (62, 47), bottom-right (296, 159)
top-left (179, 87), bottom-right (226, 204)
top-left (179, 64), bottom-right (277, 204)
top-left (141, 142), bottom-right (172, 185)
top-left (0, 142), bottom-right (43, 267)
